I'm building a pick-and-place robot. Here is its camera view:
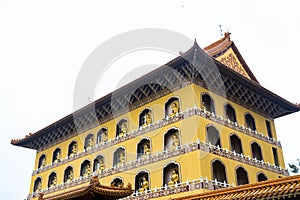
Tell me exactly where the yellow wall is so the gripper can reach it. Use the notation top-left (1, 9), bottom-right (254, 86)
top-left (30, 84), bottom-right (285, 199)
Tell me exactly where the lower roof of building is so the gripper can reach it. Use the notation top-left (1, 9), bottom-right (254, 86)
top-left (173, 174), bottom-right (300, 200)
top-left (38, 176), bottom-right (133, 200)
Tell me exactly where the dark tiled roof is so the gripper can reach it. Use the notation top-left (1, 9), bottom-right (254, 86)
top-left (11, 39), bottom-right (300, 150)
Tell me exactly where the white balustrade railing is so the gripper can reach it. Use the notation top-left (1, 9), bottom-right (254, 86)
top-left (28, 177), bottom-right (232, 200)
top-left (33, 107), bottom-right (281, 175)
top-left (121, 178), bottom-right (232, 200)
top-left (28, 140), bottom-right (288, 199)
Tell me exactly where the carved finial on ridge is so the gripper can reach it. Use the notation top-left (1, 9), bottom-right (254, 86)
top-left (90, 176), bottom-right (100, 186)
top-left (224, 32), bottom-right (231, 39)
top-left (127, 182), bottom-right (132, 190)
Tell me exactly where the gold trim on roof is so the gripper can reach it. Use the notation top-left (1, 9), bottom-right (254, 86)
top-left (173, 175), bottom-right (300, 200)
top-left (40, 176), bottom-right (133, 200)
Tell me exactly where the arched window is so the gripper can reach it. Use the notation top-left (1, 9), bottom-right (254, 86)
top-left (52, 148), bottom-right (61, 164)
top-left (80, 160), bottom-right (91, 177)
top-left (113, 147), bottom-right (126, 166)
top-left (116, 119), bottom-right (128, 137)
top-left (48, 172), bottom-right (57, 188)
top-left (84, 134), bottom-right (94, 149)
top-left (225, 104), bottom-right (236, 122)
top-left (201, 94), bottom-right (215, 113)
top-left (137, 138), bottom-right (151, 159)
top-left (33, 177), bottom-right (42, 193)
top-left (38, 154), bottom-right (46, 169)
top-left (111, 178), bottom-right (123, 188)
top-left (245, 113), bottom-right (256, 131)
top-left (139, 109), bottom-right (152, 127)
top-left (212, 160), bottom-right (227, 183)
top-left (206, 126), bottom-right (221, 147)
top-left (163, 163), bottom-right (180, 186)
top-left (164, 128), bottom-right (180, 150)
top-left (94, 155), bottom-right (104, 172)
top-left (236, 167), bottom-right (249, 185)
top-left (165, 97), bottom-right (180, 117)
top-left (135, 171), bottom-right (149, 192)
top-left (68, 141), bottom-right (77, 157)
top-left (97, 128), bottom-right (108, 144)
top-left (64, 166), bottom-right (73, 183)
top-left (251, 142), bottom-right (263, 161)
top-left (230, 134), bottom-right (243, 154)
top-left (257, 173), bottom-right (268, 182)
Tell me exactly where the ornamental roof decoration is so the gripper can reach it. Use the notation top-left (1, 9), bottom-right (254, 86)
top-left (38, 176), bottom-right (133, 200)
top-left (173, 174), bottom-right (300, 200)
top-left (11, 35), bottom-right (300, 150)
top-left (204, 32), bottom-right (259, 83)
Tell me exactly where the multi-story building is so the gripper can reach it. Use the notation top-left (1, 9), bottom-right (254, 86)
top-left (12, 33), bottom-right (300, 200)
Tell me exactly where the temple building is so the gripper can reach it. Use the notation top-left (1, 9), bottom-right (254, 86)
top-left (12, 33), bottom-right (300, 200)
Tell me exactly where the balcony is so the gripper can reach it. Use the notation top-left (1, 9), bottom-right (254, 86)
top-left (28, 177), bottom-right (232, 200)
top-left (32, 107), bottom-right (282, 175)
top-left (28, 140), bottom-right (288, 199)
top-left (122, 178), bottom-right (232, 200)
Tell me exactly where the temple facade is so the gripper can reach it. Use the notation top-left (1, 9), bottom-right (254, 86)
top-left (12, 33), bottom-right (300, 200)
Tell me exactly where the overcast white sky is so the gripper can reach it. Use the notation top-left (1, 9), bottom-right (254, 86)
top-left (1, 1), bottom-right (300, 199)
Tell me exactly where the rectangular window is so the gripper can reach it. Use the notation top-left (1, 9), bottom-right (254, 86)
top-left (140, 115), bottom-right (146, 126)
top-left (272, 147), bottom-right (279, 166)
top-left (138, 145), bottom-right (144, 157)
top-left (266, 120), bottom-right (273, 138)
